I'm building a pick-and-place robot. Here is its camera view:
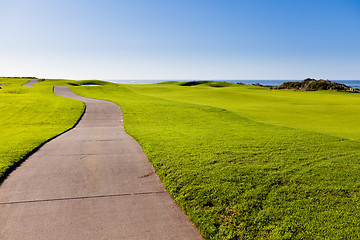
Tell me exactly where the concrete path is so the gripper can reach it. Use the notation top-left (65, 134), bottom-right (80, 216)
top-left (22, 80), bottom-right (38, 87)
top-left (0, 86), bottom-right (202, 240)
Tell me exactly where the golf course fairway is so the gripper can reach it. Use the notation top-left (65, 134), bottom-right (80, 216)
top-left (73, 81), bottom-right (360, 239)
top-left (1, 78), bottom-right (360, 239)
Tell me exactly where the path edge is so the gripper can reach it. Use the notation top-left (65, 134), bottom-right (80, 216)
top-left (0, 86), bottom-right (86, 186)
top-left (22, 80), bottom-right (38, 87)
top-left (72, 89), bottom-right (205, 238)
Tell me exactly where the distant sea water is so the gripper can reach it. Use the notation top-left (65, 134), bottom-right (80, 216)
top-left (105, 80), bottom-right (360, 89)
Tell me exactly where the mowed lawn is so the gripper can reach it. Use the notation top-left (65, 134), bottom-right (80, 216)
top-left (127, 81), bottom-right (360, 141)
top-left (0, 78), bottom-right (84, 178)
top-left (73, 82), bottom-right (360, 239)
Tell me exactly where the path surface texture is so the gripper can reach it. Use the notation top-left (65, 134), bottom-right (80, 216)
top-left (22, 80), bottom-right (38, 87)
top-left (0, 86), bottom-right (202, 240)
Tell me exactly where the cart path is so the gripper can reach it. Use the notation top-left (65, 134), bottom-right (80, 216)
top-left (0, 86), bottom-right (202, 240)
top-left (22, 80), bottom-right (38, 87)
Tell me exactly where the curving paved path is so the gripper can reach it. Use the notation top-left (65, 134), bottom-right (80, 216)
top-left (22, 80), bottom-right (38, 87)
top-left (0, 86), bottom-right (202, 240)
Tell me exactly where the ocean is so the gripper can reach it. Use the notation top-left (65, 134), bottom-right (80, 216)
top-left (105, 80), bottom-right (360, 88)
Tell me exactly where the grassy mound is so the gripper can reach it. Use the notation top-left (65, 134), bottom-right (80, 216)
top-left (73, 83), bottom-right (360, 239)
top-left (65, 79), bottom-right (114, 86)
top-left (180, 81), bottom-right (233, 87)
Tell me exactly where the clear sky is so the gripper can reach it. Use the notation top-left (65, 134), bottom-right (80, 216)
top-left (1, 0), bottom-right (359, 80)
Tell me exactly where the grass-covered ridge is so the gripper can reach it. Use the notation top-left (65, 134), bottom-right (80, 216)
top-left (72, 82), bottom-right (360, 239)
top-left (180, 81), bottom-right (235, 87)
top-left (66, 79), bottom-right (115, 86)
top-left (0, 78), bottom-right (84, 179)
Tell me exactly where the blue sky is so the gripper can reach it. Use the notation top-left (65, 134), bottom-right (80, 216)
top-left (1, 0), bottom-right (359, 80)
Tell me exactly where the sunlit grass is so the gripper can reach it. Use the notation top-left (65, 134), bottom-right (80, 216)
top-left (2, 78), bottom-right (359, 238)
top-left (0, 78), bottom-right (84, 177)
top-left (73, 82), bottom-right (360, 239)
top-left (127, 82), bottom-right (360, 140)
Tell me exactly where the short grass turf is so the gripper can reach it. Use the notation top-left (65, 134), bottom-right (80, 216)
top-left (72, 82), bottom-right (360, 239)
top-left (127, 81), bottom-right (360, 141)
top-left (0, 78), bottom-right (84, 178)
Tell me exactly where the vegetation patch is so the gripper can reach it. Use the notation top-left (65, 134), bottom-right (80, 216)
top-left (0, 78), bottom-right (84, 179)
top-left (64, 79), bottom-right (113, 87)
top-left (272, 78), bottom-right (359, 92)
top-left (180, 81), bottom-right (211, 86)
top-left (180, 81), bottom-right (233, 87)
top-left (73, 82), bottom-right (360, 239)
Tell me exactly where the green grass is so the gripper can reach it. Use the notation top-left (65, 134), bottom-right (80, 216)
top-left (72, 82), bottom-right (360, 239)
top-left (125, 82), bottom-right (360, 141)
top-left (0, 78), bottom-right (84, 178)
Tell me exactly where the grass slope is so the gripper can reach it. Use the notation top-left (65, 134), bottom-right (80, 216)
top-left (73, 82), bottom-right (360, 239)
top-left (126, 82), bottom-right (360, 141)
top-left (0, 78), bottom-right (84, 178)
